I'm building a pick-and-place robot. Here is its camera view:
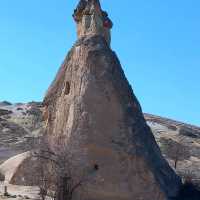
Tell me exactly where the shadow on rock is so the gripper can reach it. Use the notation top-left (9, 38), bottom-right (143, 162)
top-left (171, 181), bottom-right (200, 200)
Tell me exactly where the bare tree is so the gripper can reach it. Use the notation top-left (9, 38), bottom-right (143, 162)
top-left (33, 133), bottom-right (97, 200)
top-left (34, 155), bottom-right (52, 200)
top-left (178, 170), bottom-right (196, 184)
top-left (0, 172), bottom-right (5, 183)
top-left (160, 137), bottom-right (191, 169)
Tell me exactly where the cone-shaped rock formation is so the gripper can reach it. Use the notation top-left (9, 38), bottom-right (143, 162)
top-left (43, 1), bottom-right (181, 199)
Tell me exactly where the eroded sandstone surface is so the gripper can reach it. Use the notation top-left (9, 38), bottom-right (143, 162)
top-left (41, 1), bottom-right (181, 199)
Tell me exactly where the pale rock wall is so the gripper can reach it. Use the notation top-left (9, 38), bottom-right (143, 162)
top-left (43, 36), bottom-right (181, 200)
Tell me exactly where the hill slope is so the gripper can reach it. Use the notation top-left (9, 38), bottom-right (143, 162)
top-left (144, 113), bottom-right (200, 181)
top-left (0, 102), bottom-right (199, 181)
top-left (0, 102), bottom-right (43, 163)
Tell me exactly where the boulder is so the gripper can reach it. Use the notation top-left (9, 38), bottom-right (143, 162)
top-left (0, 152), bottom-right (30, 184)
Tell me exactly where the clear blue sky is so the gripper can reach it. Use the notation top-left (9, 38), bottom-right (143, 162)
top-left (0, 0), bottom-right (199, 126)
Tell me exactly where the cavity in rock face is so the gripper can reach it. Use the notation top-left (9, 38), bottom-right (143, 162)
top-left (43, 1), bottom-right (181, 200)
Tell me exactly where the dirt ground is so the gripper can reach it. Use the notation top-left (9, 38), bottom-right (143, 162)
top-left (0, 184), bottom-right (39, 200)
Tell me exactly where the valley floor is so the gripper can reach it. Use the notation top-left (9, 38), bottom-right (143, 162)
top-left (0, 184), bottom-right (39, 200)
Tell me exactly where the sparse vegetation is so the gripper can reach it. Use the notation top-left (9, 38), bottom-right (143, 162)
top-left (160, 137), bottom-right (191, 169)
top-left (33, 134), bottom-right (96, 200)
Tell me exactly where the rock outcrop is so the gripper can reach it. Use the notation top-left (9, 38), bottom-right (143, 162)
top-left (73, 0), bottom-right (113, 45)
top-left (0, 152), bottom-right (30, 184)
top-left (42, 1), bottom-right (181, 199)
top-left (0, 109), bottom-right (12, 116)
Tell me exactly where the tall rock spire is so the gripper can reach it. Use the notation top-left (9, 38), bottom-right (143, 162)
top-left (43, 1), bottom-right (181, 200)
top-left (73, 0), bottom-right (113, 45)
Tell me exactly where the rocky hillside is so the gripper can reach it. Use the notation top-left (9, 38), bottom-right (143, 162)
top-left (0, 101), bottom-right (199, 182)
top-left (144, 113), bottom-right (200, 182)
top-left (0, 101), bottom-right (44, 164)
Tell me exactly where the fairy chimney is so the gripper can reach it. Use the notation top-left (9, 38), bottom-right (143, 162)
top-left (43, 0), bottom-right (181, 199)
